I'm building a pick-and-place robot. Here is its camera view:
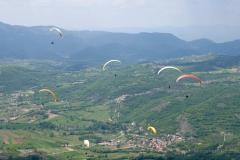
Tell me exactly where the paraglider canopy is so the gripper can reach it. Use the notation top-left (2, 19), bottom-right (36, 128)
top-left (147, 126), bottom-right (157, 135)
top-left (102, 60), bottom-right (121, 71)
top-left (39, 88), bottom-right (58, 102)
top-left (157, 66), bottom-right (182, 75)
top-left (49, 27), bottom-right (63, 38)
top-left (176, 74), bottom-right (202, 84)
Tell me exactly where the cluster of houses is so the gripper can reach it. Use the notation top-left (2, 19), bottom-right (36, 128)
top-left (97, 132), bottom-right (184, 152)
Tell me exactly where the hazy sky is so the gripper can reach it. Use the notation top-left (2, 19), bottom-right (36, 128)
top-left (0, 0), bottom-right (240, 41)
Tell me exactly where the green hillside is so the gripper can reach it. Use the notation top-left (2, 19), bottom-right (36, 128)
top-left (0, 55), bottom-right (240, 159)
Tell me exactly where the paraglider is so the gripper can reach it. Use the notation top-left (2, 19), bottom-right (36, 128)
top-left (176, 74), bottom-right (202, 99)
top-left (158, 66), bottom-right (182, 89)
top-left (49, 27), bottom-right (63, 38)
top-left (176, 74), bottom-right (202, 84)
top-left (147, 126), bottom-right (157, 135)
top-left (49, 27), bottom-right (63, 44)
top-left (157, 66), bottom-right (182, 75)
top-left (39, 89), bottom-right (58, 102)
top-left (102, 60), bottom-right (121, 71)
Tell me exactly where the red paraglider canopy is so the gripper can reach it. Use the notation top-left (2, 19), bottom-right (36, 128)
top-left (176, 74), bottom-right (202, 84)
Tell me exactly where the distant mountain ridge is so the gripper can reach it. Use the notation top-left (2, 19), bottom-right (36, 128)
top-left (0, 21), bottom-right (240, 64)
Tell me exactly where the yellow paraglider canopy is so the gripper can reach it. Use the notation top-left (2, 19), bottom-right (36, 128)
top-left (147, 126), bottom-right (157, 135)
top-left (39, 88), bottom-right (58, 102)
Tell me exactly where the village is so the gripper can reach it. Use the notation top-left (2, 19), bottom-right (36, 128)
top-left (97, 132), bottom-right (184, 152)
top-left (96, 122), bottom-right (185, 153)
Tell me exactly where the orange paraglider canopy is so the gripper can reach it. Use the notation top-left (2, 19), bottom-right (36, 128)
top-left (176, 74), bottom-right (202, 84)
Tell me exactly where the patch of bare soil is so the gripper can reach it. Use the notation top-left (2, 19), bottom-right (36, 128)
top-left (47, 110), bottom-right (59, 120)
top-left (177, 115), bottom-right (193, 135)
top-left (151, 101), bottom-right (170, 113)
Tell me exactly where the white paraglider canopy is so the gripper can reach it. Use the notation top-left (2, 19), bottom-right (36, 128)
top-left (102, 60), bottom-right (121, 71)
top-left (49, 27), bottom-right (63, 38)
top-left (157, 66), bottom-right (182, 75)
